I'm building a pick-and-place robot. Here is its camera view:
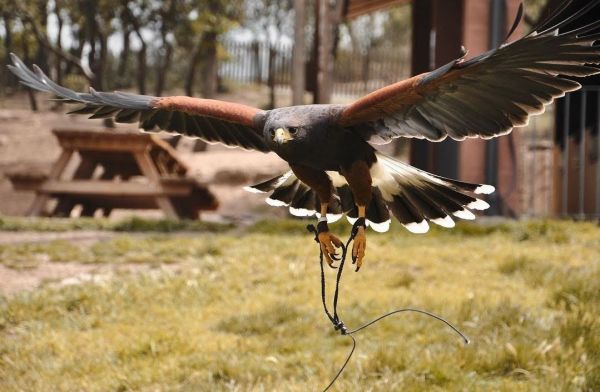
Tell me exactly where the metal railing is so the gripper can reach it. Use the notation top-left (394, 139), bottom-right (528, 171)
top-left (557, 86), bottom-right (600, 219)
top-left (513, 86), bottom-right (599, 220)
top-left (560, 86), bottom-right (600, 219)
top-left (219, 39), bottom-right (411, 98)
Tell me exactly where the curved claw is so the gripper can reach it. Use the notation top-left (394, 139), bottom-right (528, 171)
top-left (318, 231), bottom-right (343, 268)
top-left (352, 227), bottom-right (366, 272)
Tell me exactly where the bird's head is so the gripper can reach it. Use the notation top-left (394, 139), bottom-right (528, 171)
top-left (263, 105), bottom-right (343, 159)
top-left (263, 107), bottom-right (312, 150)
top-left (268, 126), bottom-right (302, 145)
top-left (262, 105), bottom-right (342, 154)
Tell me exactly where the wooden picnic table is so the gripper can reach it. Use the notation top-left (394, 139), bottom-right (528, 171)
top-left (8, 128), bottom-right (218, 219)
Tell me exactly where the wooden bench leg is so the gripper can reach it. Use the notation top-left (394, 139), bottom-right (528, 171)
top-left (53, 157), bottom-right (98, 217)
top-left (27, 195), bottom-right (51, 217)
top-left (28, 149), bottom-right (74, 217)
top-left (80, 204), bottom-right (97, 217)
top-left (133, 151), bottom-right (179, 219)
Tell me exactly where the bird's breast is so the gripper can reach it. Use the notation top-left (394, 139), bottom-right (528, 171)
top-left (274, 127), bottom-right (374, 171)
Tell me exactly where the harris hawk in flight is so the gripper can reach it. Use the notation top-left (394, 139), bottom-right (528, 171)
top-left (8, 1), bottom-right (600, 270)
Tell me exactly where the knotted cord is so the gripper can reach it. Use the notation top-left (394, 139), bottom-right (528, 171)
top-left (306, 220), bottom-right (470, 392)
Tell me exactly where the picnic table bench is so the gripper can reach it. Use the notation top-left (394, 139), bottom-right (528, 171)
top-left (8, 128), bottom-right (218, 219)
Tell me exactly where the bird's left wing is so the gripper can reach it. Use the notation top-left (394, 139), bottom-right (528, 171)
top-left (8, 54), bottom-right (270, 152)
top-left (336, 1), bottom-right (600, 144)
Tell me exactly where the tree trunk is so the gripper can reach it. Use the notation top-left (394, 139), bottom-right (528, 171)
top-left (314, 0), bottom-right (343, 103)
top-left (21, 36), bottom-right (38, 111)
top-left (201, 31), bottom-right (218, 98)
top-left (315, 0), bottom-right (331, 103)
top-left (98, 32), bottom-right (113, 127)
top-left (154, 43), bottom-right (173, 96)
top-left (123, 1), bottom-right (148, 95)
top-left (34, 0), bottom-right (49, 74)
top-left (98, 32), bottom-right (108, 90)
top-left (187, 37), bottom-right (209, 152)
top-left (154, 0), bottom-right (177, 96)
top-left (55, 9), bottom-right (64, 85)
top-left (117, 28), bottom-right (131, 88)
top-left (84, 0), bottom-right (112, 127)
top-left (2, 13), bottom-right (14, 92)
top-left (64, 28), bottom-right (85, 76)
top-left (185, 39), bottom-right (203, 96)
top-left (85, 1), bottom-right (101, 88)
top-left (292, 0), bottom-right (306, 105)
top-left (137, 44), bottom-right (147, 94)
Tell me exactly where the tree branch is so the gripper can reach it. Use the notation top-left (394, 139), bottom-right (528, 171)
top-left (18, 9), bottom-right (94, 81)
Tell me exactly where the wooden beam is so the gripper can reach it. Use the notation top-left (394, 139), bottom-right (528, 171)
top-left (345, 0), bottom-right (409, 19)
top-left (56, 138), bottom-right (153, 153)
top-left (40, 180), bottom-right (192, 197)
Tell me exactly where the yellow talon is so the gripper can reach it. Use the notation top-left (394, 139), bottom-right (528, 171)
top-left (318, 231), bottom-right (343, 267)
top-left (352, 226), bottom-right (367, 271)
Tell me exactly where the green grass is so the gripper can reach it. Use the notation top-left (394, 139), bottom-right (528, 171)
top-left (0, 218), bottom-right (599, 391)
top-left (0, 235), bottom-right (230, 269)
top-left (0, 216), bottom-right (232, 233)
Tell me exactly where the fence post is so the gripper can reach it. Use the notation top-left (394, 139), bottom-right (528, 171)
top-left (292, 0), bottom-right (306, 105)
top-left (596, 90), bottom-right (600, 218)
top-left (562, 94), bottom-right (570, 216)
top-left (578, 90), bottom-right (587, 219)
top-left (362, 47), bottom-right (371, 94)
top-left (268, 44), bottom-right (276, 108)
top-left (253, 41), bottom-right (262, 84)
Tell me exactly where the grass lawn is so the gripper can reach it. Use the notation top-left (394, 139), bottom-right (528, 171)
top-left (0, 218), bottom-right (598, 391)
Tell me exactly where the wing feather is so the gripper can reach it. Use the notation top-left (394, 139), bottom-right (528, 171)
top-left (8, 54), bottom-right (270, 152)
top-left (338, 1), bottom-right (600, 143)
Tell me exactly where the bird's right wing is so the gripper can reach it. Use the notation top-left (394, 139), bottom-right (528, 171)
top-left (336, 1), bottom-right (600, 144)
top-left (8, 54), bottom-right (270, 152)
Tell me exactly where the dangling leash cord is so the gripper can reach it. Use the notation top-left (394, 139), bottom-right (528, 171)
top-left (307, 219), bottom-right (470, 392)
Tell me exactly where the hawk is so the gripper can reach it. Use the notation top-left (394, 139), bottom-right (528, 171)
top-left (8, 2), bottom-right (600, 269)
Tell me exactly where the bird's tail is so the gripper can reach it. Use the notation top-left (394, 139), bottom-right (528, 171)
top-left (244, 152), bottom-right (494, 233)
top-left (244, 171), bottom-right (346, 223)
top-left (371, 152), bottom-right (494, 233)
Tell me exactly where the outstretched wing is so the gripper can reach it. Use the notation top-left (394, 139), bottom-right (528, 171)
top-left (337, 1), bottom-right (600, 144)
top-left (8, 54), bottom-right (270, 152)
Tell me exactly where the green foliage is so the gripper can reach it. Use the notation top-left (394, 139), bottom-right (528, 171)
top-left (0, 218), bottom-right (598, 391)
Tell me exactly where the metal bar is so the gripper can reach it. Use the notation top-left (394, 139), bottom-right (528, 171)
top-left (531, 118), bottom-right (538, 216)
top-left (596, 90), bottom-right (600, 218)
top-left (545, 137), bottom-right (550, 216)
top-left (562, 94), bottom-right (570, 216)
top-left (579, 90), bottom-right (587, 219)
top-left (525, 117), bottom-right (537, 216)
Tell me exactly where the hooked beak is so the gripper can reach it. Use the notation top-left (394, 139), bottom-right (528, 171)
top-left (274, 128), bottom-right (292, 145)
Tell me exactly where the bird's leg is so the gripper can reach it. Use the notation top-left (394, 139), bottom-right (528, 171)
top-left (340, 160), bottom-right (372, 271)
top-left (317, 203), bottom-right (343, 267)
top-left (289, 164), bottom-right (342, 267)
top-left (352, 206), bottom-right (367, 271)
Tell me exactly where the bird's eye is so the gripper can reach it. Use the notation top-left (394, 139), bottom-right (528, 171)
top-left (270, 129), bottom-right (276, 137)
top-left (289, 127), bottom-right (298, 135)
